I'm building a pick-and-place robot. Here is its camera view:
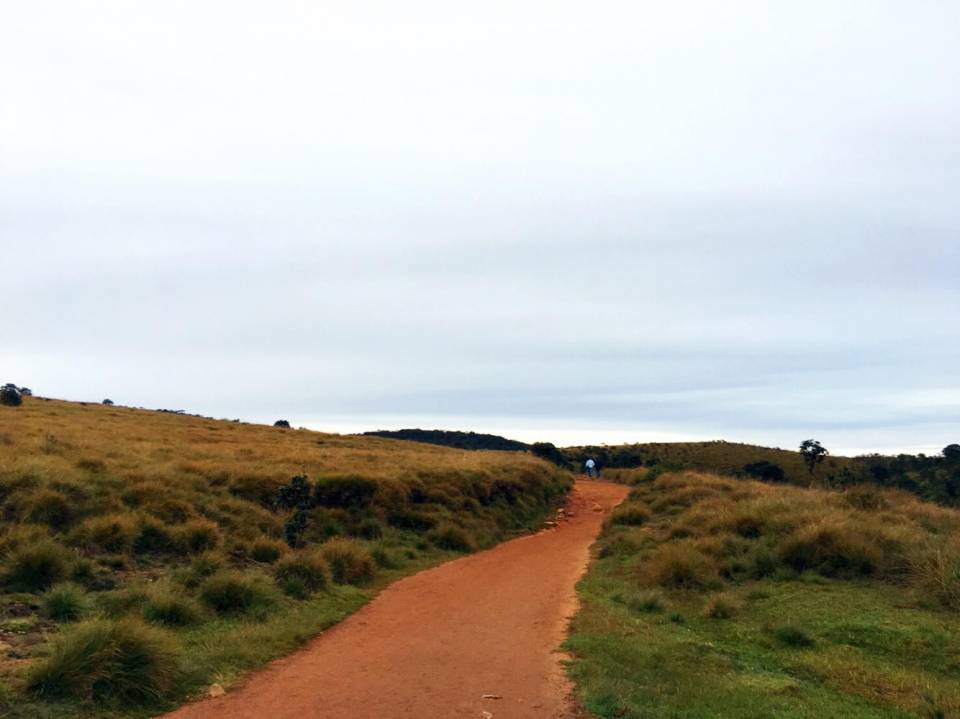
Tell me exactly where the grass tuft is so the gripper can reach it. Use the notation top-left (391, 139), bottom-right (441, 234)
top-left (27, 618), bottom-right (180, 705)
top-left (321, 539), bottom-right (376, 585)
top-left (42, 582), bottom-right (92, 621)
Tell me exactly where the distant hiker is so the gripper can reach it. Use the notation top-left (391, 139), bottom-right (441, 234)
top-left (584, 458), bottom-right (596, 478)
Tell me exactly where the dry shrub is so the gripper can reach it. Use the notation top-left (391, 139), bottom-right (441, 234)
top-left (133, 516), bottom-right (177, 555)
top-left (910, 540), bottom-right (960, 610)
top-left (74, 514), bottom-right (137, 553)
top-left (173, 518), bottom-right (221, 554)
top-left (642, 541), bottom-right (720, 590)
top-left (22, 489), bottom-right (74, 529)
top-left (610, 503), bottom-right (651, 527)
top-left (273, 551), bottom-right (331, 596)
top-left (704, 593), bottom-right (740, 619)
top-left (321, 539), bottom-right (376, 585)
top-left (250, 537), bottom-right (288, 563)
top-left (779, 520), bottom-right (881, 577)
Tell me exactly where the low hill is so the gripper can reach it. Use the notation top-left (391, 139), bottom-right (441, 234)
top-left (569, 470), bottom-right (960, 717)
top-left (360, 428), bottom-right (529, 452)
top-left (567, 440), bottom-right (960, 506)
top-left (0, 398), bottom-right (569, 717)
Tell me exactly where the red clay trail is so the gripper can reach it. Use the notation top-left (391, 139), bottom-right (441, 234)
top-left (162, 480), bottom-right (628, 719)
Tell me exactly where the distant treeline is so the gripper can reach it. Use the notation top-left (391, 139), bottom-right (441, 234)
top-left (563, 440), bottom-right (960, 507)
top-left (360, 429), bottom-right (960, 508)
top-left (361, 428), bottom-right (529, 452)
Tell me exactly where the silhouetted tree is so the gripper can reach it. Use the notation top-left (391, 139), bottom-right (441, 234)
top-left (742, 461), bottom-right (785, 483)
top-left (0, 384), bottom-right (22, 407)
top-left (799, 439), bottom-right (829, 476)
top-left (530, 442), bottom-right (566, 466)
top-left (274, 419), bottom-right (291, 428)
top-left (943, 444), bottom-right (960, 464)
top-left (102, 399), bottom-right (114, 406)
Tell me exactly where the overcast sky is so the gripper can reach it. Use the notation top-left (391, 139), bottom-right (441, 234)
top-left (2, 1), bottom-right (958, 455)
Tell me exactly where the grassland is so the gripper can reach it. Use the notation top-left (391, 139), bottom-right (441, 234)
top-left (0, 398), bottom-right (570, 717)
top-left (567, 470), bottom-right (960, 718)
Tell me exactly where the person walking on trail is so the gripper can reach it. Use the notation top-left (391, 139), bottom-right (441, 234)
top-left (584, 458), bottom-right (596, 478)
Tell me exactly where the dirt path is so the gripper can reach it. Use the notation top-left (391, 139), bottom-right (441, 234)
top-left (163, 480), bottom-right (628, 719)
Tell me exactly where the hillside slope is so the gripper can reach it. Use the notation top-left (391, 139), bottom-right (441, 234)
top-left (567, 471), bottom-right (960, 717)
top-left (0, 398), bottom-right (570, 717)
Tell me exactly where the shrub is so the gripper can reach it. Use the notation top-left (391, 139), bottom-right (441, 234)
top-left (349, 518), bottom-right (383, 540)
top-left (42, 583), bottom-right (91, 621)
top-left (274, 551), bottom-right (331, 596)
top-left (23, 490), bottom-right (74, 529)
top-left (610, 503), bottom-right (650, 527)
top-left (314, 475), bottom-right (378, 509)
top-left (97, 586), bottom-right (150, 618)
top-left (174, 518), bottom-right (221, 554)
top-left (200, 571), bottom-right (273, 615)
top-left (75, 457), bottom-right (106, 474)
top-left (250, 538), bottom-right (287, 564)
top-left (75, 514), bottom-right (137, 553)
top-left (273, 420), bottom-right (290, 428)
top-left (704, 594), bottom-right (740, 619)
top-left (779, 521), bottom-right (880, 577)
top-left (321, 539), bottom-right (376, 585)
top-left (642, 542), bottom-right (719, 590)
top-left (182, 551), bottom-right (224, 587)
top-left (626, 590), bottom-right (665, 614)
top-left (229, 475), bottom-right (285, 507)
top-left (911, 542), bottom-right (960, 610)
top-left (773, 624), bottom-right (815, 648)
top-left (742, 461), bottom-right (785, 483)
top-left (142, 587), bottom-right (204, 626)
top-left (0, 384), bottom-right (22, 406)
top-left (428, 524), bottom-right (474, 552)
top-left (4, 540), bottom-right (70, 592)
top-left (387, 509), bottom-right (436, 532)
top-left (133, 516), bottom-right (177, 555)
top-left (27, 619), bottom-right (180, 704)
top-left (371, 545), bottom-right (401, 569)
top-left (142, 498), bottom-right (193, 524)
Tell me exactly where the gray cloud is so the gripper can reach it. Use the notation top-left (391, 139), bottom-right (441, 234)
top-left (3, 1), bottom-right (958, 454)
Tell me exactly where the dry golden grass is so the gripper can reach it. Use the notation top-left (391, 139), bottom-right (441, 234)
top-left (0, 397), bottom-right (569, 714)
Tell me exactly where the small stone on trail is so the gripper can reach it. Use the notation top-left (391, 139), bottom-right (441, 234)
top-left (592, 503), bottom-right (602, 512)
top-left (481, 712), bottom-right (493, 719)
top-left (482, 694), bottom-right (502, 700)
top-left (207, 684), bottom-right (226, 698)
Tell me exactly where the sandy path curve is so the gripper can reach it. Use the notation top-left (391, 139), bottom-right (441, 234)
top-left (162, 480), bottom-right (628, 719)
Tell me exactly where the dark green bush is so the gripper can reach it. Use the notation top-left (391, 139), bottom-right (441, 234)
top-left (142, 587), bottom-right (203, 626)
top-left (4, 540), bottom-right (70, 592)
top-left (313, 475), bottom-right (378, 509)
top-left (773, 624), bottom-right (815, 647)
top-left (199, 571), bottom-right (273, 615)
top-left (349, 518), bottom-right (383, 540)
top-left (27, 619), bottom-right (180, 704)
top-left (387, 509), bottom-right (436, 532)
top-left (42, 583), bottom-right (91, 621)
top-left (428, 524), bottom-right (474, 552)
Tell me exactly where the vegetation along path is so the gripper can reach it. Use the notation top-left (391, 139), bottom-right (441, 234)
top-left (164, 480), bottom-right (628, 719)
